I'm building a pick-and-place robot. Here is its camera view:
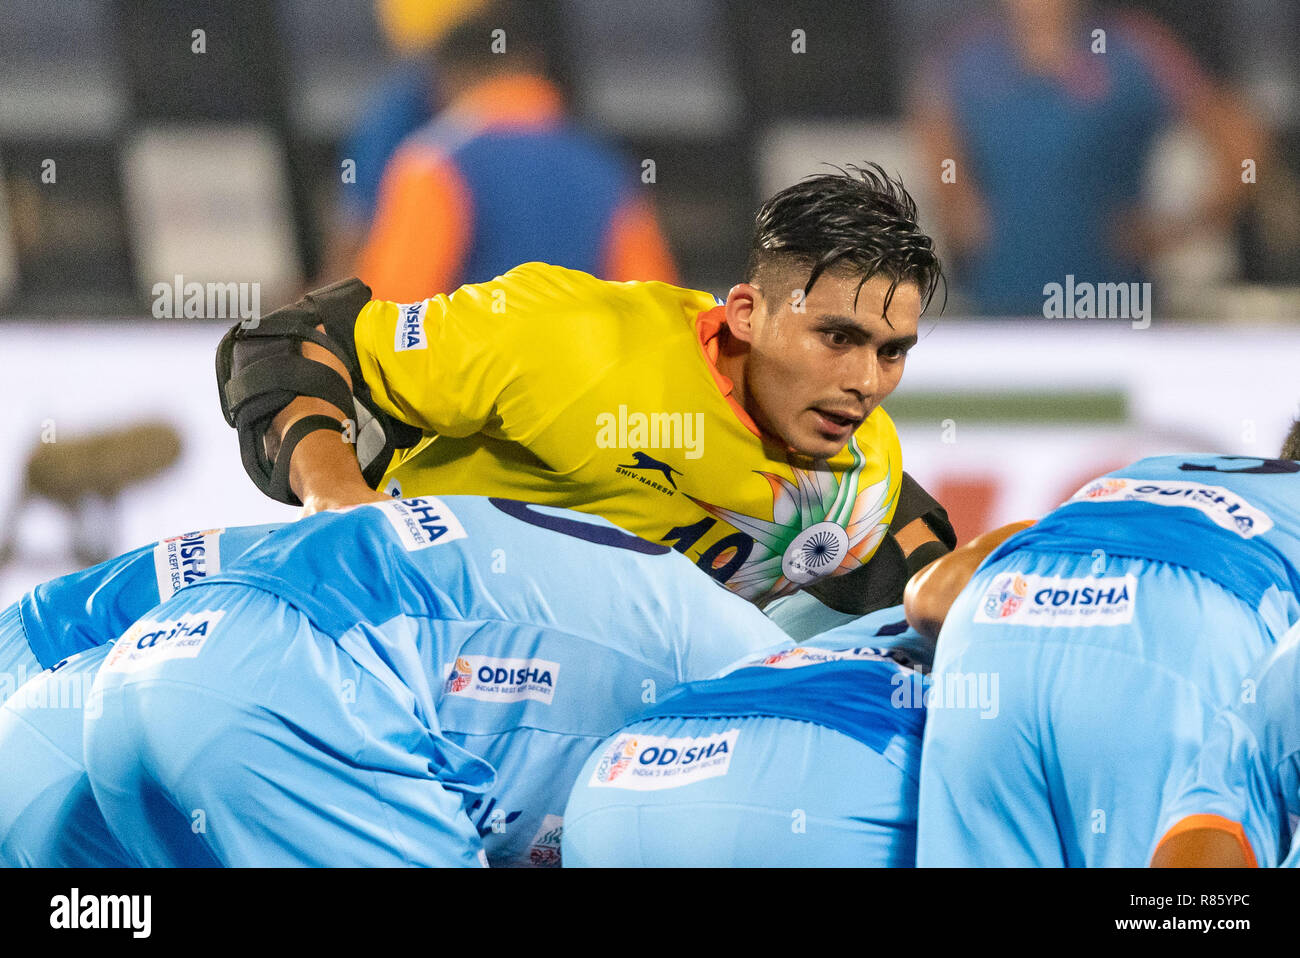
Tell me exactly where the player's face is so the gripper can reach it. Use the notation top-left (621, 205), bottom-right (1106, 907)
top-left (727, 272), bottom-right (920, 460)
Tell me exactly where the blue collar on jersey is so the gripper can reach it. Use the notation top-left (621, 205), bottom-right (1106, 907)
top-left (985, 500), bottom-right (1300, 608)
top-left (645, 658), bottom-right (926, 765)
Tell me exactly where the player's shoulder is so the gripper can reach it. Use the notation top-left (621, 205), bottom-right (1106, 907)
top-left (1244, 623), bottom-right (1300, 707)
top-left (495, 261), bottom-right (600, 291)
top-left (1120, 453), bottom-right (1300, 480)
top-left (498, 262), bottom-right (712, 307)
top-left (864, 404), bottom-right (899, 438)
top-left (369, 263), bottom-right (603, 328)
top-left (851, 406), bottom-right (902, 465)
top-left (476, 263), bottom-right (720, 356)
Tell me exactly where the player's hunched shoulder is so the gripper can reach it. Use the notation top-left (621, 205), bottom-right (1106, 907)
top-left (854, 405), bottom-right (903, 467)
top-left (475, 263), bottom-right (719, 369)
top-left (496, 262), bottom-right (716, 323)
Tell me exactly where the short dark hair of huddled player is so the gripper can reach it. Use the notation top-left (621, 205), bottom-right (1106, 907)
top-left (745, 163), bottom-right (945, 319)
top-left (1282, 418), bottom-right (1300, 460)
top-left (435, 1), bottom-right (547, 73)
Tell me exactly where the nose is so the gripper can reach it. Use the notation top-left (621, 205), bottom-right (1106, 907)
top-left (844, 352), bottom-right (879, 403)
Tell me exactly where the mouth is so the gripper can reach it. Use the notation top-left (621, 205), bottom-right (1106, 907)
top-left (810, 407), bottom-right (865, 439)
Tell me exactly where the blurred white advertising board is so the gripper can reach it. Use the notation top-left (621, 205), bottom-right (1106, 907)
top-left (2, 318), bottom-right (1298, 605)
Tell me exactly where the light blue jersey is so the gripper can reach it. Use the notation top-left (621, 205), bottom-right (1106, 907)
top-left (804, 603), bottom-right (935, 672)
top-left (764, 594), bottom-right (936, 671)
top-left (918, 454), bottom-right (1300, 868)
top-left (763, 590), bottom-right (857, 642)
top-left (0, 643), bottom-right (130, 867)
top-left (1, 523), bottom-right (285, 688)
top-left (0, 524), bottom-right (290, 867)
top-left (84, 497), bottom-right (793, 867)
top-left (984, 454), bottom-right (1300, 639)
top-left (563, 606), bottom-right (929, 867)
top-left (1153, 622), bottom-right (1300, 867)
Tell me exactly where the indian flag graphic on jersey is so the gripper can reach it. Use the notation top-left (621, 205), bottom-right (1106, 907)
top-left (690, 437), bottom-right (896, 601)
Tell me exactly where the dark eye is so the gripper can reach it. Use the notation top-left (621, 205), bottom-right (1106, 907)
top-left (824, 330), bottom-right (851, 347)
top-left (881, 344), bottom-right (908, 361)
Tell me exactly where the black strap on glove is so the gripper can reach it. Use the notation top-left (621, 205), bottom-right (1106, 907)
top-left (215, 278), bottom-right (422, 506)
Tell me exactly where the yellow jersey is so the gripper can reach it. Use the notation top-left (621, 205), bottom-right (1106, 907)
top-left (354, 262), bottom-right (902, 605)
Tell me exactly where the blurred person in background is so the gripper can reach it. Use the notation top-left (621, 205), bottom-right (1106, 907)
top-left (911, 0), bottom-right (1264, 315)
top-left (355, 0), bottom-right (678, 301)
top-left (317, 0), bottom-right (489, 282)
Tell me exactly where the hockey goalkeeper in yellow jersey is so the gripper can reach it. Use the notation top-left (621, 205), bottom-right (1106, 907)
top-left (216, 164), bottom-right (951, 609)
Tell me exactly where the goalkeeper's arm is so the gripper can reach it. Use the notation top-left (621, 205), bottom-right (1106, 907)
top-left (216, 278), bottom-right (421, 512)
top-left (268, 335), bottom-right (391, 514)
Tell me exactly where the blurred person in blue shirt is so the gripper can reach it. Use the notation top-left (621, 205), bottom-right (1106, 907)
top-left (355, 0), bottom-right (677, 300)
top-left (910, 0), bottom-right (1262, 314)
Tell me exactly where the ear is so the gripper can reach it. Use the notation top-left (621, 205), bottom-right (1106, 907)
top-left (724, 283), bottom-right (761, 345)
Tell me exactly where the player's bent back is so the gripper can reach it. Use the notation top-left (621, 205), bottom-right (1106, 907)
top-left (917, 454), bottom-right (1300, 867)
top-left (563, 635), bottom-right (927, 867)
top-left (83, 496), bottom-right (794, 866)
top-left (0, 523), bottom-right (284, 690)
top-left (1152, 621), bottom-right (1300, 867)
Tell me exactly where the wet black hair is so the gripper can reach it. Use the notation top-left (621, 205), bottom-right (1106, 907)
top-left (746, 162), bottom-right (945, 318)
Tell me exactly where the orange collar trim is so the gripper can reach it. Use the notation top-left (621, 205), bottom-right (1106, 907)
top-left (445, 73), bottom-right (565, 130)
top-left (695, 305), bottom-right (762, 438)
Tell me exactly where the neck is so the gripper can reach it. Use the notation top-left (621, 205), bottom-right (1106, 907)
top-left (714, 326), bottom-right (749, 411)
top-left (442, 66), bottom-right (551, 109)
top-left (1011, 12), bottom-right (1078, 74)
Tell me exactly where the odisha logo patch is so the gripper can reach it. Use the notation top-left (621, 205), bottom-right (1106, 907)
top-left (975, 573), bottom-right (1138, 627)
top-left (105, 610), bottom-right (225, 673)
top-left (375, 496), bottom-right (468, 551)
top-left (441, 655), bottom-right (560, 705)
top-left (1080, 478), bottom-right (1128, 499)
top-left (588, 730), bottom-right (740, 791)
top-left (741, 645), bottom-right (895, 672)
top-left (982, 573), bottom-right (1028, 619)
top-left (1068, 477), bottom-right (1273, 539)
top-left (593, 735), bottom-right (638, 784)
top-left (153, 529), bottom-right (223, 600)
top-left (444, 657), bottom-right (472, 694)
top-left (762, 647), bottom-right (805, 666)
